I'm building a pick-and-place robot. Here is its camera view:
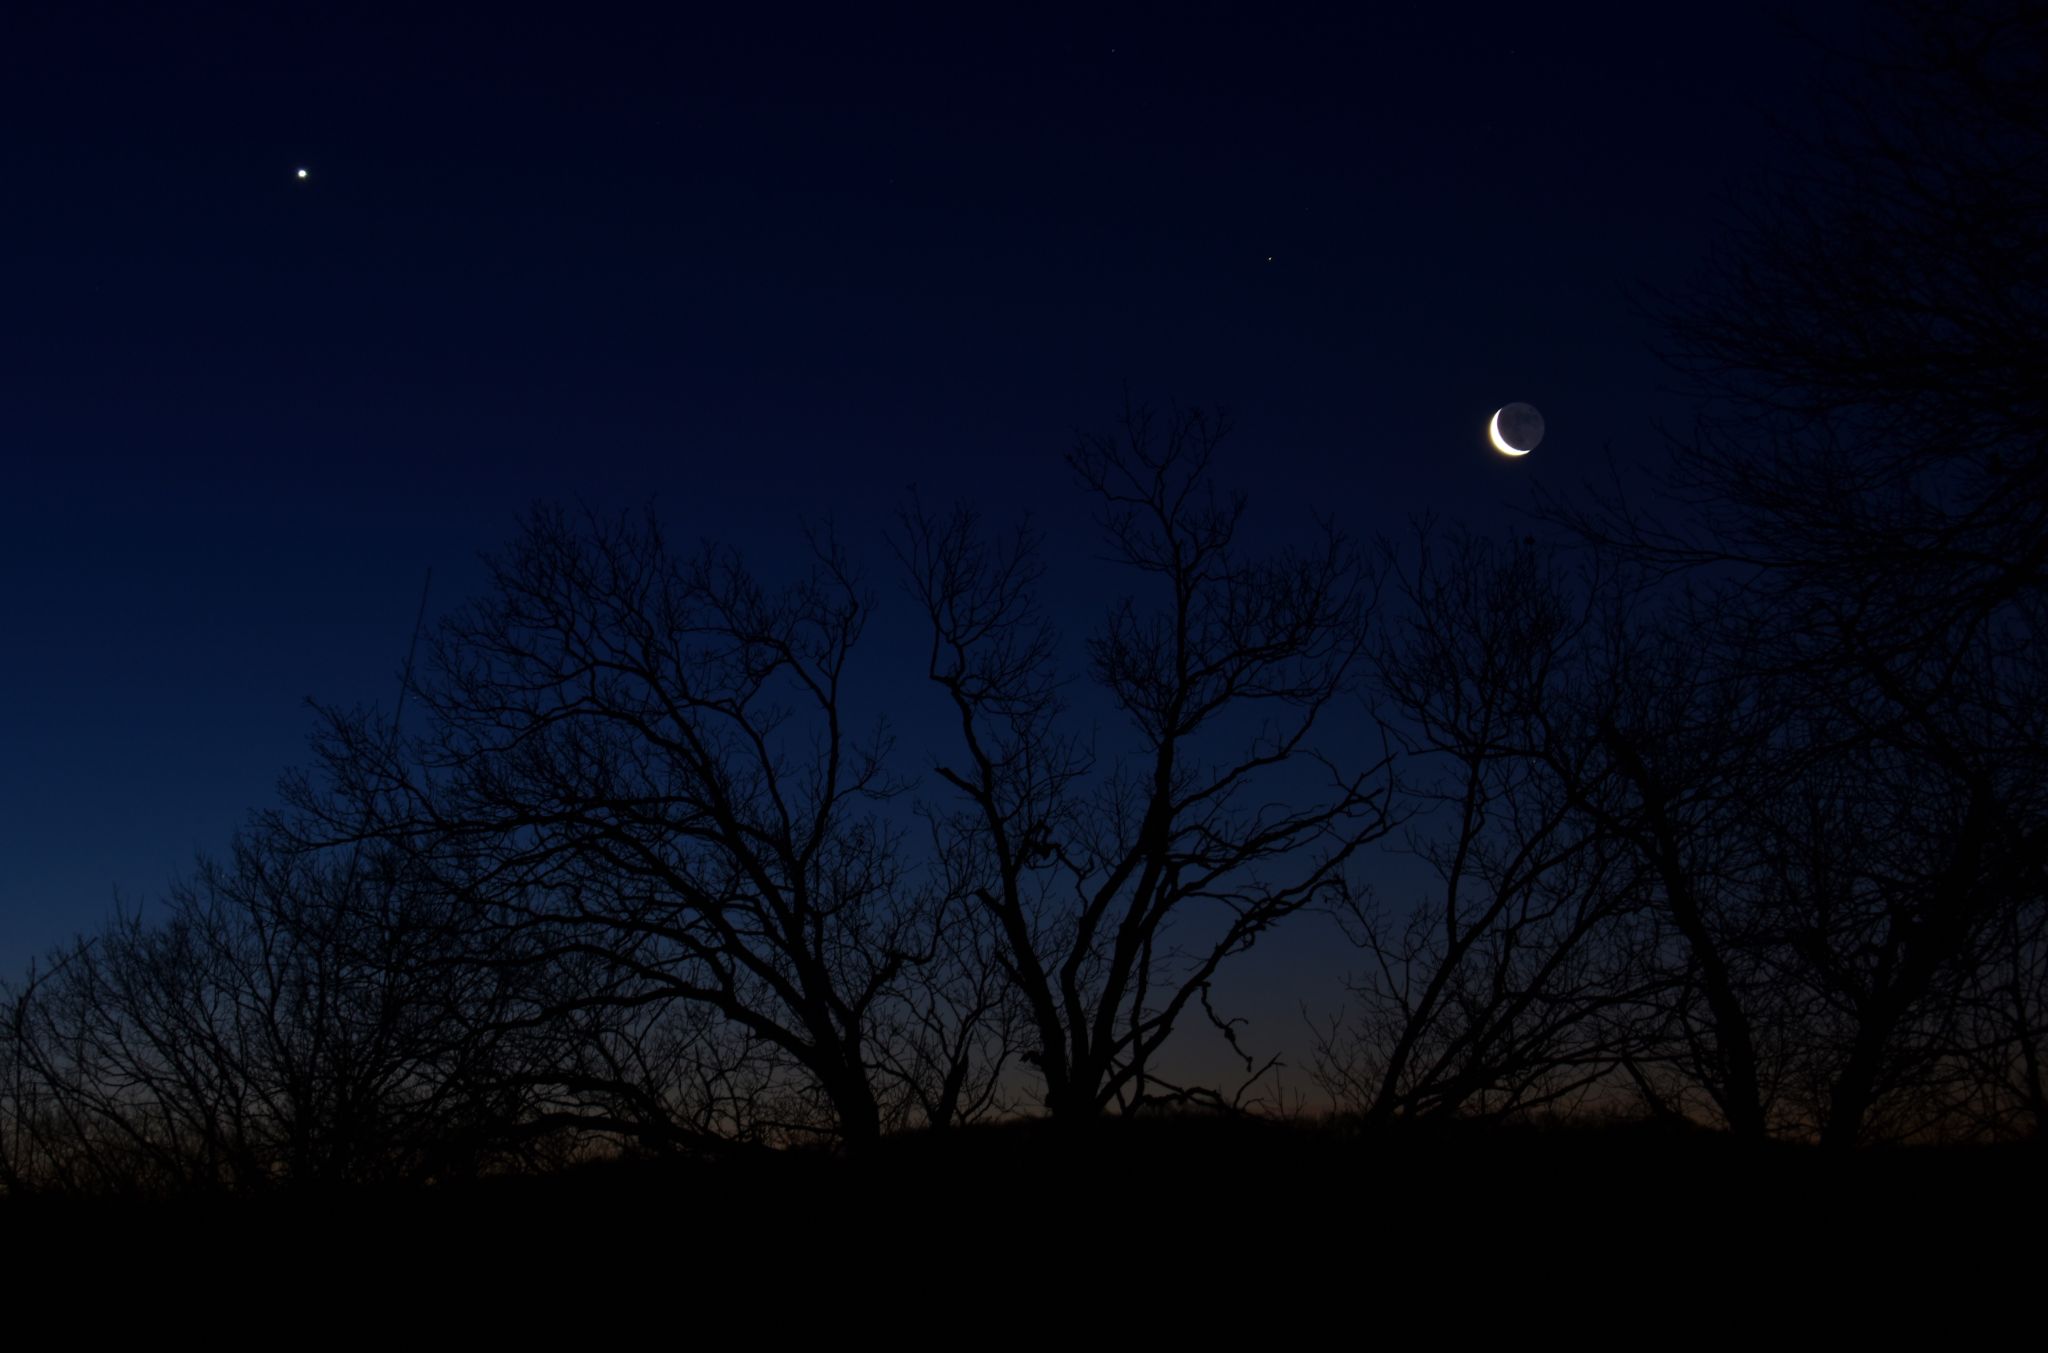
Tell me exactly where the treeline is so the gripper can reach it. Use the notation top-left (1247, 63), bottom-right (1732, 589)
top-left (1, 412), bottom-right (1402, 1192)
top-left (4, 0), bottom-right (2044, 1194)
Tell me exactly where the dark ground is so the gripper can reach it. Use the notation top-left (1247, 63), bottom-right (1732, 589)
top-left (8, 1112), bottom-right (2037, 1235)
top-left (4, 1117), bottom-right (2036, 1330)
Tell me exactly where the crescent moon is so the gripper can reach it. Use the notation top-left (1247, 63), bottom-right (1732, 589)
top-left (1489, 409), bottom-right (1531, 457)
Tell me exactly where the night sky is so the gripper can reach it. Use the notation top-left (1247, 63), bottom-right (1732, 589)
top-left (1, 4), bottom-right (1864, 1076)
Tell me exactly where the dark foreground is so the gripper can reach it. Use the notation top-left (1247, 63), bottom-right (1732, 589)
top-left (6, 1113), bottom-right (2039, 1229)
top-left (5, 1117), bottom-right (2039, 1328)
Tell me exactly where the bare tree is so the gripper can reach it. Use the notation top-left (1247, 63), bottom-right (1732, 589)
top-left (1569, 605), bottom-right (1792, 1137)
top-left (302, 505), bottom-right (933, 1147)
top-left (0, 822), bottom-right (534, 1194)
top-left (1547, 0), bottom-right (2048, 1143)
top-left (4, 917), bottom-right (242, 1195)
top-left (1312, 531), bottom-right (1667, 1125)
top-left (898, 406), bottom-right (1396, 1119)
top-left (1738, 681), bottom-right (2047, 1145)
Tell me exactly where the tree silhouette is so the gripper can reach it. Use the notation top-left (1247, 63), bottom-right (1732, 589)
top-left (899, 406), bottom-right (1396, 1118)
top-left (300, 506), bottom-right (956, 1148)
top-left (1569, 596), bottom-right (1792, 1136)
top-left (1312, 530), bottom-right (1668, 1125)
top-left (1, 822), bottom-right (532, 1193)
top-left (1552, 0), bottom-right (2048, 1142)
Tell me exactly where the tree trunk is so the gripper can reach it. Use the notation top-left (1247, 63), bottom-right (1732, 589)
top-left (831, 1072), bottom-right (882, 1149)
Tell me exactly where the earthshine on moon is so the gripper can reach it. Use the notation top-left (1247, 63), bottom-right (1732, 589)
top-left (1489, 402), bottom-right (1544, 456)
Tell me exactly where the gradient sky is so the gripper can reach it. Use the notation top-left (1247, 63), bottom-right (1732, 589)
top-left (1, 3), bottom-right (1866, 1085)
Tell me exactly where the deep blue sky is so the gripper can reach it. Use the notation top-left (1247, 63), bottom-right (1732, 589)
top-left (1, 3), bottom-right (1865, 1073)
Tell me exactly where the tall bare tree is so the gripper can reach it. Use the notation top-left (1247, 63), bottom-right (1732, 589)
top-left (899, 406), bottom-right (1396, 1118)
top-left (1313, 531), bottom-right (1668, 1125)
top-left (1550, 0), bottom-right (2048, 1142)
top-left (303, 505), bottom-right (933, 1146)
